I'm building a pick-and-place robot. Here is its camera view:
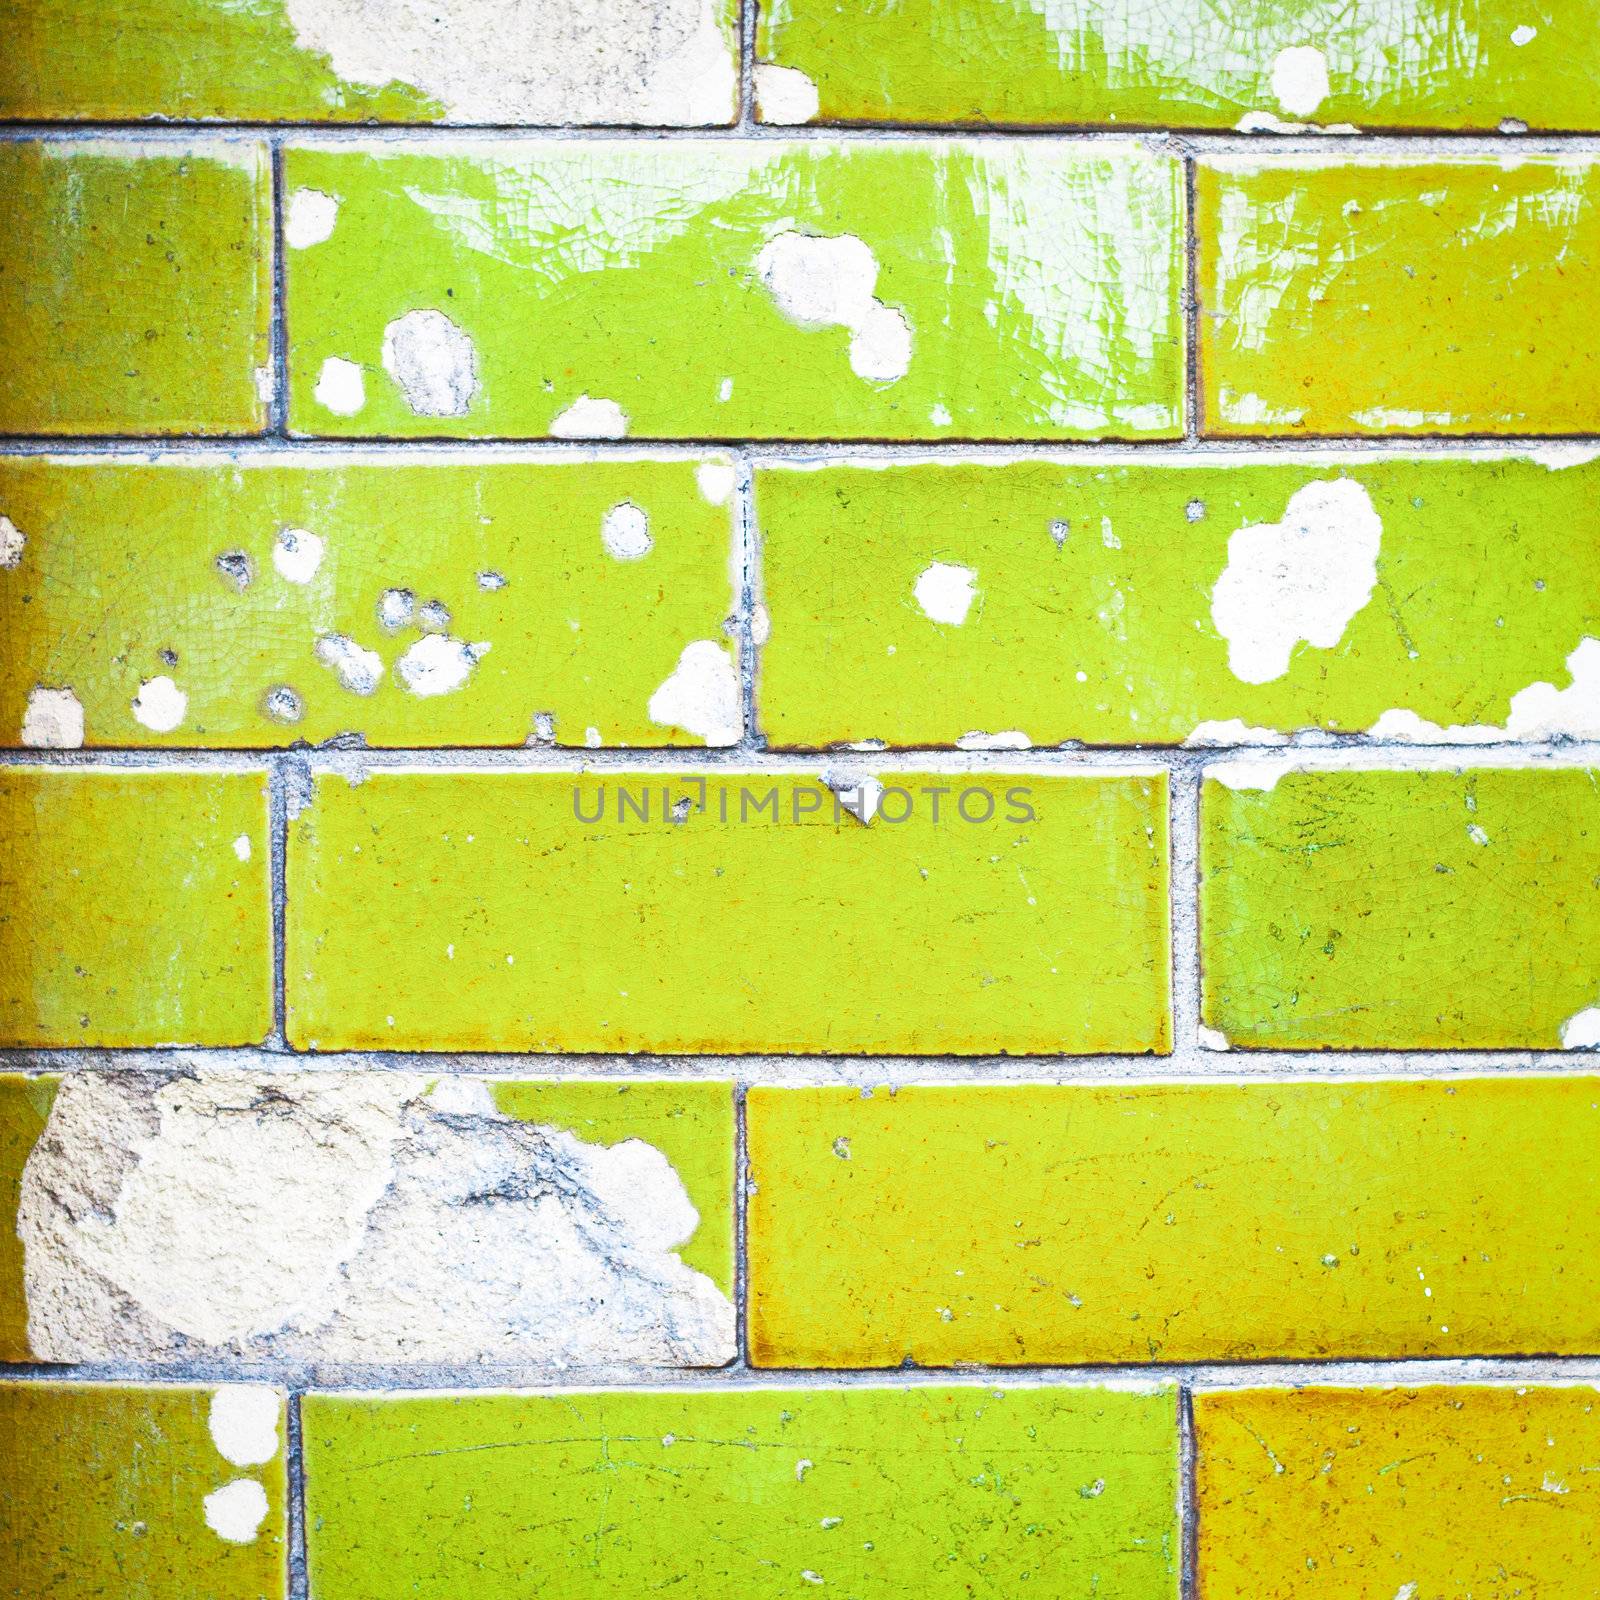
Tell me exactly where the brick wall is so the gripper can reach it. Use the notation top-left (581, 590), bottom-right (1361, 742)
top-left (2, 2), bottom-right (1599, 1595)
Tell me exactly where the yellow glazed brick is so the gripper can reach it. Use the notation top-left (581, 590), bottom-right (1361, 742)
top-left (746, 1078), bottom-right (1600, 1367)
top-left (0, 1076), bottom-right (54, 1362)
top-left (286, 770), bottom-right (1169, 1053)
top-left (0, 1380), bottom-right (287, 1599)
top-left (0, 769), bottom-right (272, 1047)
top-left (0, 454), bottom-right (738, 748)
top-left (1195, 1386), bottom-right (1600, 1599)
top-left (1198, 155), bottom-right (1600, 435)
top-left (1201, 767), bottom-right (1600, 1050)
top-left (0, 141), bottom-right (272, 436)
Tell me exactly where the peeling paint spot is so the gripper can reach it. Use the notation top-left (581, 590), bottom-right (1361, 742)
top-left (648, 640), bottom-right (741, 746)
top-left (1270, 46), bottom-right (1330, 117)
top-left (530, 711), bottom-right (557, 744)
top-left (755, 63), bottom-right (820, 124)
top-left (1208, 757), bottom-right (1299, 793)
top-left (1199, 1026), bottom-right (1230, 1051)
top-left (1211, 479), bottom-right (1381, 684)
top-left (285, 188), bottom-right (340, 249)
top-left (821, 770), bottom-right (883, 825)
top-left (233, 834), bottom-right (252, 863)
top-left (215, 550), bottom-right (254, 592)
top-left (955, 730), bottom-right (1031, 750)
top-left (272, 527), bottom-right (325, 585)
top-left (696, 463), bottom-right (735, 505)
top-left (262, 685), bottom-right (304, 725)
top-left (417, 598), bottom-right (452, 633)
top-left (18, 1071), bottom-right (734, 1365)
top-left (315, 633), bottom-right (385, 696)
top-left (203, 1479), bottom-right (269, 1544)
top-left (131, 675), bottom-right (187, 734)
top-left (209, 1386), bottom-right (279, 1467)
top-left (21, 686), bottom-right (84, 749)
top-left (0, 515), bottom-right (23, 568)
top-left (1511, 23), bottom-right (1538, 45)
top-left (1560, 1005), bottom-right (1600, 1049)
top-left (314, 357), bottom-right (366, 416)
top-left (376, 588), bottom-right (416, 632)
top-left (751, 604), bottom-right (772, 647)
top-left (1527, 444), bottom-right (1600, 469)
top-left (585, 726), bottom-right (603, 748)
top-left (602, 501), bottom-right (654, 561)
top-left (1185, 720), bottom-right (1290, 748)
top-left (913, 562), bottom-right (978, 626)
top-left (477, 570), bottom-right (507, 591)
top-left (755, 231), bottom-right (912, 384)
top-left (550, 394), bottom-right (629, 438)
top-left (382, 309), bottom-right (480, 418)
top-left (395, 634), bottom-right (490, 697)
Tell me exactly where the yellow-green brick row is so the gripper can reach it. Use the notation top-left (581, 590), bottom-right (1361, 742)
top-left (282, 139), bottom-right (1185, 440)
top-left (1197, 155), bottom-right (1600, 436)
top-left (755, 0), bottom-right (1600, 130)
top-left (0, 768), bottom-right (273, 1047)
top-left (0, 140), bottom-right (273, 436)
top-left (0, 1380), bottom-right (288, 1600)
top-left (0, 454), bottom-right (741, 748)
top-left (285, 770), bottom-right (1170, 1053)
top-left (303, 1385), bottom-right (1180, 1600)
top-left (746, 1078), bottom-right (1600, 1367)
top-left (1201, 765), bottom-right (1600, 1050)
top-left (754, 453), bottom-right (1600, 747)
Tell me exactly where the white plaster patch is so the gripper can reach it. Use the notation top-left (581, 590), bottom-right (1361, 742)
top-left (272, 527), bottom-right (325, 584)
top-left (18, 1070), bottom-right (735, 1366)
top-left (314, 357), bottom-right (366, 417)
top-left (913, 562), bottom-right (977, 626)
top-left (1559, 1005), bottom-right (1600, 1049)
top-left (131, 675), bottom-right (188, 734)
top-left (315, 634), bottom-right (384, 696)
top-left (282, 0), bottom-right (735, 124)
top-left (602, 501), bottom-right (653, 560)
top-left (395, 634), bottom-right (490, 697)
top-left (550, 394), bottom-right (630, 438)
top-left (648, 640), bottom-right (741, 746)
top-left (233, 835), bottom-right (252, 863)
top-left (1210, 479), bottom-right (1382, 684)
top-left (1184, 720), bottom-right (1291, 748)
top-left (382, 309), bottom-right (480, 418)
top-left (754, 63), bottom-right (820, 124)
top-left (755, 231), bottom-right (912, 384)
top-left (695, 463), bottom-right (735, 505)
top-left (955, 730), bottom-right (1032, 750)
top-left (209, 1386), bottom-right (280, 1467)
top-left (21, 687), bottom-right (84, 749)
top-left (285, 188), bottom-right (340, 249)
top-left (1270, 45), bottom-right (1331, 116)
top-left (0, 515), bottom-right (23, 568)
top-left (204, 1480), bottom-right (269, 1543)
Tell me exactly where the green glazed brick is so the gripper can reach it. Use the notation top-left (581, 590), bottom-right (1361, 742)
top-left (283, 140), bottom-right (1185, 440)
top-left (754, 453), bottom-right (1600, 747)
top-left (755, 0), bottom-right (1600, 129)
top-left (1, 1380), bottom-right (287, 1599)
top-left (1201, 766), bottom-right (1600, 1049)
top-left (4, 0), bottom-right (740, 125)
top-left (286, 770), bottom-right (1170, 1054)
top-left (304, 1385), bottom-right (1179, 1600)
top-left (0, 141), bottom-right (272, 436)
top-left (0, 769), bottom-right (273, 1047)
top-left (1198, 155), bottom-right (1600, 436)
top-left (0, 453), bottom-right (739, 748)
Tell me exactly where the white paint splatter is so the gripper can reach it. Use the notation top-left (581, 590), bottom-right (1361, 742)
top-left (754, 63), bottom-right (819, 123)
top-left (0, 515), bottom-right (23, 568)
top-left (1270, 46), bottom-right (1331, 116)
top-left (955, 730), bottom-right (1031, 750)
top-left (602, 501), bottom-right (653, 560)
top-left (232, 835), bottom-right (252, 863)
top-left (21, 687), bottom-right (84, 749)
top-left (550, 394), bottom-right (630, 438)
top-left (377, 588), bottom-right (415, 631)
top-left (1211, 479), bottom-right (1381, 684)
top-left (755, 231), bottom-right (912, 384)
top-left (648, 640), bottom-right (741, 746)
top-left (913, 562), bottom-right (977, 626)
top-left (1560, 1005), bottom-right (1600, 1049)
top-left (314, 634), bottom-right (384, 696)
top-left (1511, 24), bottom-right (1538, 45)
top-left (281, 0), bottom-right (736, 124)
top-left (272, 527), bottom-right (325, 584)
top-left (382, 309), bottom-right (480, 418)
top-left (695, 463), bottom-right (735, 505)
top-left (314, 357), bottom-right (366, 416)
top-left (209, 1386), bottom-right (280, 1467)
top-left (203, 1479), bottom-right (269, 1544)
top-left (131, 676), bottom-right (188, 734)
top-left (285, 188), bottom-right (340, 249)
top-left (1184, 720), bottom-right (1291, 748)
top-left (395, 634), bottom-right (490, 697)
top-left (1207, 758), bottom-right (1300, 793)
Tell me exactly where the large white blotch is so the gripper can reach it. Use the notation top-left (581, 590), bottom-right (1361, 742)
top-left (209, 1386), bottom-right (280, 1467)
top-left (21, 686), bottom-right (84, 748)
top-left (19, 1071), bottom-right (735, 1366)
top-left (753, 63), bottom-right (820, 124)
top-left (1562, 1004), bottom-right (1600, 1049)
top-left (315, 633), bottom-right (384, 695)
top-left (131, 675), bottom-right (187, 733)
top-left (0, 514), bottom-right (23, 567)
top-left (204, 1480), bottom-right (270, 1544)
top-left (755, 231), bottom-right (912, 384)
top-left (285, 188), bottom-right (339, 249)
top-left (282, 0), bottom-right (735, 124)
top-left (550, 394), bottom-right (630, 438)
top-left (913, 561), bottom-right (978, 626)
top-left (395, 634), bottom-right (490, 697)
top-left (314, 357), bottom-right (366, 416)
top-left (1211, 479), bottom-right (1381, 684)
top-left (1270, 45), bottom-right (1331, 116)
top-left (648, 640), bottom-right (741, 746)
top-left (382, 309), bottom-right (480, 418)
